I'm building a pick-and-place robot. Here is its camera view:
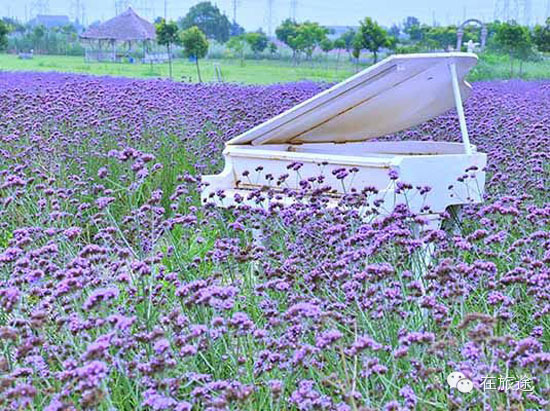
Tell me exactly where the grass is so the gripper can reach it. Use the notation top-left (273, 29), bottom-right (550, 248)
top-left (1, 53), bottom-right (549, 84)
top-left (0, 54), bottom-right (356, 84)
top-left (470, 53), bottom-right (550, 81)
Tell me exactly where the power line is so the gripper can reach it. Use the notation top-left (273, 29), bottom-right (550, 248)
top-left (290, 0), bottom-right (297, 20)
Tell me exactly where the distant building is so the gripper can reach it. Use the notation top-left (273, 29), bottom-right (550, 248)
top-left (326, 25), bottom-right (358, 40)
top-left (28, 15), bottom-right (71, 29)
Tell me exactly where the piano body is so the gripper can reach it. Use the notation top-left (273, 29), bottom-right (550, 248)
top-left (202, 53), bottom-right (487, 229)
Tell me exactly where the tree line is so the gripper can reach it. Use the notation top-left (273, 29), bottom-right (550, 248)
top-left (0, 0), bottom-right (549, 78)
top-left (0, 18), bottom-right (83, 56)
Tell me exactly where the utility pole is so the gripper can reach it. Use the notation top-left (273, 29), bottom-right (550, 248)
top-left (290, 0), bottom-right (297, 20)
top-left (81, 3), bottom-right (86, 25)
top-left (164, 0), bottom-right (167, 19)
top-left (72, 0), bottom-right (81, 24)
top-left (232, 0), bottom-right (239, 24)
top-left (267, 0), bottom-right (274, 37)
top-left (494, 0), bottom-right (510, 21)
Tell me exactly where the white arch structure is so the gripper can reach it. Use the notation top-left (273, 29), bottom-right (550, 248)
top-left (456, 19), bottom-right (488, 52)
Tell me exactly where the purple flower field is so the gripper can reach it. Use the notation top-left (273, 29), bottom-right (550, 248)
top-left (0, 72), bottom-right (548, 410)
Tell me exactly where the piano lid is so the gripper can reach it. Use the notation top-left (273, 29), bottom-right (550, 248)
top-left (227, 52), bottom-right (477, 146)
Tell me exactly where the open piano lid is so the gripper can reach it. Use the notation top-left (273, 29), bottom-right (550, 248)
top-left (227, 53), bottom-right (477, 146)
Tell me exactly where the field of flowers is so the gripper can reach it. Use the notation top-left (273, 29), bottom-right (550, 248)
top-left (0, 72), bottom-right (548, 410)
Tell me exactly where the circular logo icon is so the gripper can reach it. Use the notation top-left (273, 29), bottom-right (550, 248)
top-left (447, 371), bottom-right (466, 388)
top-left (447, 371), bottom-right (474, 393)
top-left (456, 378), bottom-right (474, 393)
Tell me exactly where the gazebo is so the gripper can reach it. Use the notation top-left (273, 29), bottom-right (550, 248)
top-left (80, 7), bottom-right (157, 62)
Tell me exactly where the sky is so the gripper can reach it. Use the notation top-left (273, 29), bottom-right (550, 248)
top-left (1, 0), bottom-right (549, 32)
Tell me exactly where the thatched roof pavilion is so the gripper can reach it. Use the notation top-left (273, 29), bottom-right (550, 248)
top-left (80, 7), bottom-right (156, 62)
top-left (81, 7), bottom-right (155, 41)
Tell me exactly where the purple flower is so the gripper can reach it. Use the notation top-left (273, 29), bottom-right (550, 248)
top-left (97, 167), bottom-right (109, 178)
top-left (315, 329), bottom-right (343, 348)
top-left (95, 196), bottom-right (115, 209)
top-left (154, 338), bottom-right (171, 355)
top-left (75, 361), bottom-right (108, 390)
top-left (290, 380), bottom-right (333, 410)
top-left (83, 287), bottom-right (119, 310)
top-left (0, 287), bottom-right (20, 311)
top-left (142, 389), bottom-right (176, 410)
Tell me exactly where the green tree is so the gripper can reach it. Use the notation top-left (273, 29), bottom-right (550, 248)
top-left (333, 37), bottom-right (346, 69)
top-left (355, 17), bottom-right (393, 63)
top-left (180, 26), bottom-right (209, 83)
top-left (320, 37), bottom-right (333, 54)
top-left (338, 28), bottom-right (356, 57)
top-left (494, 22), bottom-right (533, 76)
top-left (403, 16), bottom-right (423, 41)
top-left (276, 18), bottom-right (300, 61)
top-left (227, 35), bottom-right (246, 66)
top-left (320, 37), bottom-right (333, 68)
top-left (155, 18), bottom-right (179, 79)
top-left (268, 41), bottom-right (278, 55)
top-left (32, 25), bottom-right (45, 53)
top-left (60, 24), bottom-right (77, 55)
top-left (230, 21), bottom-right (245, 37)
top-left (293, 21), bottom-right (328, 61)
top-left (333, 37), bottom-right (346, 50)
top-left (0, 19), bottom-right (10, 51)
top-left (423, 25), bottom-right (457, 51)
top-left (388, 24), bottom-right (400, 39)
top-left (179, 2), bottom-right (231, 43)
top-left (245, 30), bottom-right (268, 57)
top-left (533, 17), bottom-right (550, 52)
top-left (351, 35), bottom-right (362, 71)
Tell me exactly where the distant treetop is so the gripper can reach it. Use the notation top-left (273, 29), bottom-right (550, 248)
top-left (179, 1), bottom-right (231, 44)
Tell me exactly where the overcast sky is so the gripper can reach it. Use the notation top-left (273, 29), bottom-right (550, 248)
top-left (1, 0), bottom-right (549, 30)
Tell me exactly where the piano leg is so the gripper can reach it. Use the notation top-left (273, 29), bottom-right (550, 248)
top-left (412, 208), bottom-right (464, 276)
top-left (413, 214), bottom-right (440, 276)
top-left (251, 226), bottom-right (271, 248)
top-left (442, 205), bottom-right (464, 236)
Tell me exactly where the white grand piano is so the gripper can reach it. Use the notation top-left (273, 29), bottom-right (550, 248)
top-left (201, 53), bottom-right (487, 229)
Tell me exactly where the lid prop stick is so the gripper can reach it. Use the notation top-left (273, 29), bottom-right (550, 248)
top-left (449, 61), bottom-right (472, 155)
